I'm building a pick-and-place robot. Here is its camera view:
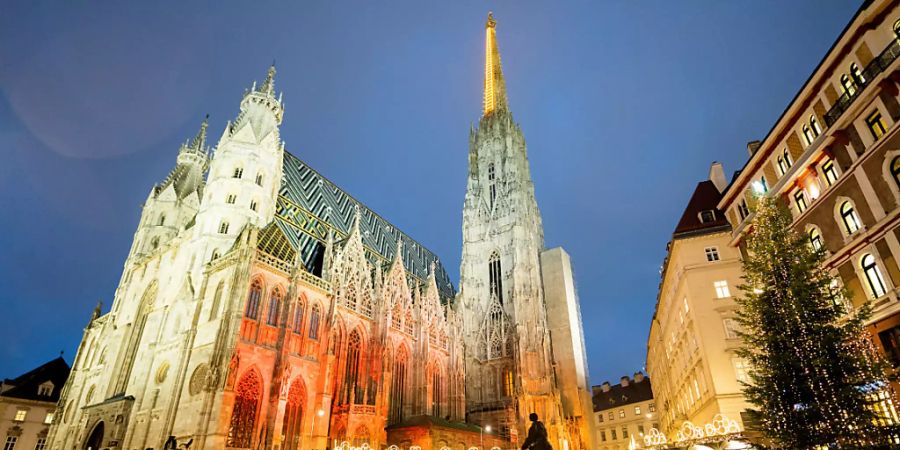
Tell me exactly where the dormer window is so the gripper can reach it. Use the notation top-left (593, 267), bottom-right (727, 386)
top-left (233, 167), bottom-right (243, 179)
top-left (38, 382), bottom-right (53, 396)
top-left (699, 210), bottom-right (716, 223)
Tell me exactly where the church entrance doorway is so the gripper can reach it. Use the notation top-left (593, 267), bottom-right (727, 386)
top-left (85, 421), bottom-right (104, 450)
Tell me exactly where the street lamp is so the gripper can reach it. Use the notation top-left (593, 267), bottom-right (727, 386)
top-left (481, 425), bottom-right (491, 449)
top-left (310, 409), bottom-right (325, 450)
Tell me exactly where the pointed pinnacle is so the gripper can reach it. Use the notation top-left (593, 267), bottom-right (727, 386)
top-left (260, 63), bottom-right (276, 95)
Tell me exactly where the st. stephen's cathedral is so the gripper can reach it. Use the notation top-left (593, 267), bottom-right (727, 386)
top-left (47, 14), bottom-right (596, 450)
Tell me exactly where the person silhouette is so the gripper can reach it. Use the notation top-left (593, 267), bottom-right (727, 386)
top-left (520, 413), bottom-right (552, 450)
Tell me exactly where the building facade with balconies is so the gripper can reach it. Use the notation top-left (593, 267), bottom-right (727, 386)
top-left (717, 1), bottom-right (900, 401)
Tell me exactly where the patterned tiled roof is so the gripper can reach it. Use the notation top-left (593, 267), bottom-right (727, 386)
top-left (274, 151), bottom-right (456, 301)
top-left (592, 377), bottom-right (653, 412)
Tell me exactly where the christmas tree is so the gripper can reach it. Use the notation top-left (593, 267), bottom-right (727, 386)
top-left (735, 196), bottom-right (897, 448)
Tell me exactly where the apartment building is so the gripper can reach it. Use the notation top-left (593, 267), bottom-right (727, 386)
top-left (717, 1), bottom-right (900, 402)
top-left (593, 373), bottom-right (657, 450)
top-left (646, 165), bottom-right (753, 440)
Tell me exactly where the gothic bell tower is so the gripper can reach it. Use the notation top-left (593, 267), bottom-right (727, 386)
top-left (459, 12), bottom-right (563, 446)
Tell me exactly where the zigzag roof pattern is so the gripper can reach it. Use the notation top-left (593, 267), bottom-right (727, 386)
top-left (273, 151), bottom-right (456, 302)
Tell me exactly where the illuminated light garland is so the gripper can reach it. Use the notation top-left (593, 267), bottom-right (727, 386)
top-left (642, 428), bottom-right (667, 447)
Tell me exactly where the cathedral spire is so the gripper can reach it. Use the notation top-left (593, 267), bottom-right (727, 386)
top-left (185, 114), bottom-right (209, 153)
top-left (259, 62), bottom-right (276, 96)
top-left (483, 12), bottom-right (508, 117)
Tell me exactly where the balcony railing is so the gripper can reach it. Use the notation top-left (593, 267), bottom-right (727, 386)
top-left (825, 38), bottom-right (900, 127)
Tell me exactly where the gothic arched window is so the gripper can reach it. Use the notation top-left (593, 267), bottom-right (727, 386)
top-left (891, 156), bottom-right (900, 190)
top-left (342, 330), bottom-right (363, 405)
top-left (233, 167), bottom-right (243, 179)
top-left (432, 368), bottom-right (443, 417)
top-left (209, 282), bottom-right (224, 321)
top-left (292, 299), bottom-right (305, 334)
top-left (255, 173), bottom-right (264, 186)
top-left (862, 254), bottom-right (888, 298)
top-left (839, 201), bottom-right (861, 235)
top-left (487, 163), bottom-right (497, 209)
top-left (308, 305), bottom-right (321, 340)
top-left (489, 251), bottom-right (503, 304)
top-left (282, 379), bottom-right (306, 450)
top-left (267, 289), bottom-right (282, 326)
top-left (227, 370), bottom-right (261, 448)
top-left (158, 214), bottom-right (166, 226)
top-left (390, 347), bottom-right (408, 424)
top-left (245, 281), bottom-right (262, 320)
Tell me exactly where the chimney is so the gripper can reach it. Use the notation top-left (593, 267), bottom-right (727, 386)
top-left (747, 140), bottom-right (761, 156)
top-left (601, 382), bottom-right (611, 392)
top-left (709, 162), bottom-right (727, 193)
top-left (620, 376), bottom-right (630, 387)
top-left (633, 372), bottom-right (645, 383)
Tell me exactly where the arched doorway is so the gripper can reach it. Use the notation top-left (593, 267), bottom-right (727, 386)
top-left (227, 370), bottom-right (262, 449)
top-left (281, 377), bottom-right (306, 450)
top-left (84, 421), bottom-right (104, 450)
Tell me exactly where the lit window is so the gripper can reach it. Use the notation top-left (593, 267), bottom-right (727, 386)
top-left (759, 176), bottom-right (768, 193)
top-left (738, 200), bottom-right (750, 220)
top-left (850, 63), bottom-right (866, 85)
top-left (226, 194), bottom-right (236, 204)
top-left (862, 254), bottom-right (888, 298)
top-left (809, 227), bottom-right (824, 251)
top-left (250, 200), bottom-right (258, 212)
top-left (219, 222), bottom-right (229, 234)
top-left (723, 318), bottom-right (740, 339)
top-left (14, 409), bottom-right (26, 421)
top-left (634, 406), bottom-right (641, 415)
top-left (891, 156), bottom-right (900, 190)
top-left (841, 74), bottom-right (857, 96)
top-left (649, 403), bottom-right (656, 412)
top-left (779, 149), bottom-right (793, 175)
top-left (810, 115), bottom-right (822, 137)
top-left (255, 173), bottom-right (263, 186)
top-left (44, 412), bottom-right (54, 424)
top-left (38, 384), bottom-right (53, 396)
top-left (608, 412), bottom-right (614, 421)
top-left (822, 159), bottom-right (838, 186)
top-left (803, 125), bottom-right (815, 145)
top-left (705, 247), bottom-right (720, 262)
top-left (619, 409), bottom-right (625, 418)
top-left (866, 110), bottom-right (887, 141)
top-left (895, 18), bottom-right (900, 37)
top-left (732, 358), bottom-right (750, 383)
top-left (839, 201), bottom-right (861, 235)
top-left (699, 210), bottom-right (716, 223)
top-left (794, 190), bottom-right (807, 213)
top-left (233, 167), bottom-right (243, 179)
top-left (714, 280), bottom-right (731, 299)
top-left (639, 424), bottom-right (645, 435)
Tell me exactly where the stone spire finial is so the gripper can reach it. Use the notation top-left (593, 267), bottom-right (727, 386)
top-left (186, 114), bottom-right (209, 152)
top-left (483, 12), bottom-right (508, 116)
top-left (259, 62), bottom-right (276, 96)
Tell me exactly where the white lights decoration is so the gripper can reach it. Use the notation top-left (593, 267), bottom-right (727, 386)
top-left (643, 428), bottom-right (667, 447)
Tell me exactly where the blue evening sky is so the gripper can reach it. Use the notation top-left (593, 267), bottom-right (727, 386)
top-left (0, 1), bottom-right (859, 385)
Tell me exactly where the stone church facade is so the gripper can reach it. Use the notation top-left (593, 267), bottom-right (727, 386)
top-left (47, 14), bottom-right (594, 450)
